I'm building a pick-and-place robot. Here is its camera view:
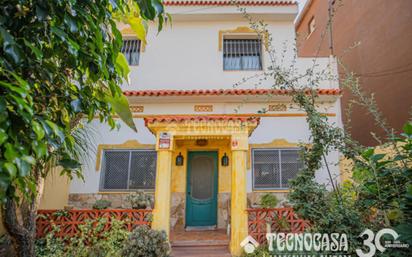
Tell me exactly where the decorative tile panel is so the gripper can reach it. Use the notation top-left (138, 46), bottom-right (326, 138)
top-left (194, 105), bottom-right (213, 112)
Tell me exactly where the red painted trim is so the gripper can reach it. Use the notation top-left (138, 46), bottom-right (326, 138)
top-left (144, 115), bottom-right (260, 125)
top-left (164, 1), bottom-right (297, 6)
top-left (124, 88), bottom-right (341, 97)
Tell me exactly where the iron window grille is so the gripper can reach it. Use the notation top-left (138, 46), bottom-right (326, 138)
top-left (252, 148), bottom-right (303, 190)
top-left (100, 149), bottom-right (156, 191)
top-left (223, 38), bottom-right (262, 71)
top-left (121, 39), bottom-right (141, 65)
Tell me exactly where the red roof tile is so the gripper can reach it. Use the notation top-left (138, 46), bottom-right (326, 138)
top-left (124, 88), bottom-right (341, 97)
top-left (164, 1), bottom-right (296, 6)
top-left (144, 115), bottom-right (260, 125)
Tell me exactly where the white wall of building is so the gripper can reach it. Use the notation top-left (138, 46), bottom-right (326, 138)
top-left (70, 3), bottom-right (342, 195)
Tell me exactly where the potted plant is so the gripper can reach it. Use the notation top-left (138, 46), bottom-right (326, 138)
top-left (127, 190), bottom-right (153, 209)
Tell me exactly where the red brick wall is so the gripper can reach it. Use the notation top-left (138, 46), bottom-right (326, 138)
top-left (296, 0), bottom-right (412, 146)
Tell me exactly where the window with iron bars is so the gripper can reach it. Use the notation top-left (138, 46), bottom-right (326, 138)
top-left (223, 38), bottom-right (262, 71)
top-left (100, 150), bottom-right (156, 191)
top-left (252, 148), bottom-right (303, 190)
top-left (121, 39), bottom-right (141, 65)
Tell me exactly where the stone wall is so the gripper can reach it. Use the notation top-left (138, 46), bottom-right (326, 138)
top-left (69, 192), bottom-right (232, 230)
top-left (247, 192), bottom-right (288, 208)
top-left (68, 192), bottom-right (155, 209)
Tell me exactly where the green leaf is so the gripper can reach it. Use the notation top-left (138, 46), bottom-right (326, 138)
top-left (59, 158), bottom-right (81, 170)
top-left (127, 16), bottom-right (147, 43)
top-left (32, 141), bottom-right (47, 158)
top-left (361, 148), bottom-right (374, 160)
top-left (115, 53), bottom-right (130, 81)
top-left (0, 81), bottom-right (27, 97)
top-left (403, 122), bottom-right (412, 135)
top-left (32, 121), bottom-right (45, 140)
top-left (24, 39), bottom-right (43, 59)
top-left (45, 120), bottom-right (65, 142)
top-left (0, 128), bottom-right (7, 145)
top-left (107, 94), bottom-right (137, 132)
top-left (15, 158), bottom-right (32, 177)
top-left (4, 163), bottom-right (17, 178)
top-left (4, 143), bottom-right (18, 161)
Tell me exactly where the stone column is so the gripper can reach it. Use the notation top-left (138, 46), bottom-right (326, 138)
top-left (152, 141), bottom-right (173, 236)
top-left (230, 135), bottom-right (249, 256)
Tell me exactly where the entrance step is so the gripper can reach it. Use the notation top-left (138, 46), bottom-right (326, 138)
top-left (171, 243), bottom-right (231, 257)
top-left (170, 229), bottom-right (231, 257)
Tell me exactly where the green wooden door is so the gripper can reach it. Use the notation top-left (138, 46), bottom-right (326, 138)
top-left (186, 151), bottom-right (218, 227)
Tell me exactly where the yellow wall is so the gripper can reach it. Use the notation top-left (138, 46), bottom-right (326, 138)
top-left (1, 168), bottom-right (70, 236)
top-left (171, 139), bottom-right (232, 193)
top-left (39, 167), bottom-right (70, 209)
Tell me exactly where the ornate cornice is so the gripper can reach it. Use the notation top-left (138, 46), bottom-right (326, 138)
top-left (218, 26), bottom-right (269, 51)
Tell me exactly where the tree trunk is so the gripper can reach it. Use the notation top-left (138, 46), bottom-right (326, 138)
top-left (2, 168), bottom-right (45, 257)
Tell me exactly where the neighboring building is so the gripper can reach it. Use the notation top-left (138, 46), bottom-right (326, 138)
top-left (296, 0), bottom-right (412, 146)
top-left (67, 0), bottom-right (342, 255)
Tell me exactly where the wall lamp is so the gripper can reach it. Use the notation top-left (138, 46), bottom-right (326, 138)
top-left (221, 153), bottom-right (229, 166)
top-left (175, 152), bottom-right (184, 166)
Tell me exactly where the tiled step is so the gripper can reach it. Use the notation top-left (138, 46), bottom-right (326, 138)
top-left (172, 246), bottom-right (231, 257)
top-left (171, 240), bottom-right (231, 257)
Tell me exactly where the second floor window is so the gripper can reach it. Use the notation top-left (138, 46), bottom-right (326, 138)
top-left (121, 39), bottom-right (141, 65)
top-left (100, 150), bottom-right (156, 191)
top-left (223, 38), bottom-right (262, 71)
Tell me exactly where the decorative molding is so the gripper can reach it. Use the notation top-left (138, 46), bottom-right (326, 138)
top-left (120, 27), bottom-right (146, 52)
top-left (268, 103), bottom-right (287, 112)
top-left (95, 140), bottom-right (155, 171)
top-left (133, 113), bottom-right (336, 118)
top-left (130, 105), bottom-right (144, 113)
top-left (218, 26), bottom-right (269, 51)
top-left (194, 105), bottom-right (213, 112)
top-left (248, 139), bottom-right (301, 169)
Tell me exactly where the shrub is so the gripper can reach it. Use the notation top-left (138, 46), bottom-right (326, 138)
top-left (260, 193), bottom-right (279, 208)
top-left (92, 199), bottom-right (112, 210)
top-left (121, 225), bottom-right (170, 257)
top-left (127, 190), bottom-right (153, 209)
top-left (35, 218), bottom-right (129, 257)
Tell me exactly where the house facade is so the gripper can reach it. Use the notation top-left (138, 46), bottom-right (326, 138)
top-left (68, 1), bottom-right (343, 255)
top-left (295, 0), bottom-right (412, 146)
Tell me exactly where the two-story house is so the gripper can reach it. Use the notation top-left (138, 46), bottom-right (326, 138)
top-left (67, 1), bottom-right (343, 255)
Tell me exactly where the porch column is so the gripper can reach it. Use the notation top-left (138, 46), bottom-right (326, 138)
top-left (230, 136), bottom-right (249, 256)
top-left (152, 148), bottom-right (173, 236)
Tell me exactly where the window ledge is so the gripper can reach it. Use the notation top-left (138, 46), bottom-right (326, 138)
top-left (252, 189), bottom-right (290, 193)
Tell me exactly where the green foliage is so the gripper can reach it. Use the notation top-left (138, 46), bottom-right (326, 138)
top-left (0, 0), bottom-right (166, 202)
top-left (259, 193), bottom-right (279, 208)
top-left (242, 246), bottom-right (272, 257)
top-left (127, 190), bottom-right (153, 209)
top-left (92, 199), bottom-right (112, 210)
top-left (121, 225), bottom-right (170, 257)
top-left (35, 218), bottom-right (129, 257)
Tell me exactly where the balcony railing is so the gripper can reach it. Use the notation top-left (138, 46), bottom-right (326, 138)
top-left (247, 207), bottom-right (310, 244)
top-left (36, 209), bottom-right (152, 238)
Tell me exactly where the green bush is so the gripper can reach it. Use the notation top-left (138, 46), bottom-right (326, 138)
top-left (121, 225), bottom-right (170, 257)
top-left (92, 199), bottom-right (112, 210)
top-left (127, 190), bottom-right (153, 209)
top-left (260, 193), bottom-right (279, 208)
top-left (35, 218), bottom-right (129, 257)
